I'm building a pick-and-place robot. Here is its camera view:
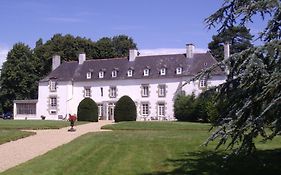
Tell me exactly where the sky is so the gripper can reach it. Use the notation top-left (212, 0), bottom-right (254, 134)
top-left (0, 0), bottom-right (266, 67)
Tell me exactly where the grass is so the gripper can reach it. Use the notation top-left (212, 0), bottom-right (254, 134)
top-left (0, 130), bottom-right (35, 145)
top-left (0, 119), bottom-right (88, 145)
top-left (0, 120), bottom-right (87, 130)
top-left (1, 121), bottom-right (281, 175)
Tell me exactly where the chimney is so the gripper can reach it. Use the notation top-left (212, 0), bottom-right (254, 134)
top-left (186, 43), bottom-right (195, 58)
top-left (52, 55), bottom-right (61, 71)
top-left (79, 53), bottom-right (86, 64)
top-left (224, 42), bottom-right (230, 74)
top-left (224, 42), bottom-right (230, 59)
top-left (129, 49), bottom-right (138, 62)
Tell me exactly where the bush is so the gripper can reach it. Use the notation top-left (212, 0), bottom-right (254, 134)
top-left (174, 93), bottom-right (197, 121)
top-left (114, 95), bottom-right (137, 122)
top-left (77, 98), bottom-right (98, 122)
top-left (174, 90), bottom-right (221, 123)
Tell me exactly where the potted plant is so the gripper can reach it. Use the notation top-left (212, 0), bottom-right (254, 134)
top-left (68, 114), bottom-right (77, 132)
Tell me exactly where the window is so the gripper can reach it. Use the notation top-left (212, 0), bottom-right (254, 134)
top-left (160, 68), bottom-right (166, 75)
top-left (141, 85), bottom-right (149, 97)
top-left (86, 72), bottom-right (92, 79)
top-left (99, 71), bottom-right (104, 78)
top-left (158, 103), bottom-right (165, 116)
top-left (176, 67), bottom-right (182, 75)
top-left (158, 85), bottom-right (166, 97)
top-left (199, 79), bottom-right (207, 88)
top-left (17, 103), bottom-right (36, 115)
top-left (143, 69), bottom-right (150, 76)
top-left (100, 87), bottom-right (103, 97)
top-left (50, 97), bottom-right (57, 108)
top-left (49, 80), bottom-right (56, 92)
top-left (98, 104), bottom-right (103, 117)
top-left (141, 103), bottom-right (149, 116)
top-left (109, 86), bottom-right (117, 98)
top-left (84, 87), bottom-right (91, 97)
top-left (111, 70), bottom-right (117, 78)
top-left (127, 70), bottom-right (133, 77)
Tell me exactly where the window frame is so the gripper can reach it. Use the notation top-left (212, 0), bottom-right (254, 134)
top-left (199, 79), bottom-right (207, 88)
top-left (158, 84), bottom-right (166, 97)
top-left (143, 69), bottom-right (150, 76)
top-left (157, 103), bottom-right (165, 117)
top-left (109, 86), bottom-right (117, 98)
top-left (127, 69), bottom-right (133, 77)
top-left (86, 72), bottom-right (92, 79)
top-left (176, 67), bottom-right (182, 75)
top-left (160, 68), bottom-right (166, 75)
top-left (99, 71), bottom-right (104, 79)
top-left (111, 70), bottom-right (117, 78)
top-left (84, 87), bottom-right (91, 97)
top-left (49, 80), bottom-right (57, 92)
top-left (141, 103), bottom-right (149, 116)
top-left (141, 85), bottom-right (149, 97)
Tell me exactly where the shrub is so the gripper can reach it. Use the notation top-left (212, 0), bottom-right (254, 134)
top-left (174, 93), bottom-right (197, 121)
top-left (114, 95), bottom-right (137, 122)
top-left (77, 98), bottom-right (98, 122)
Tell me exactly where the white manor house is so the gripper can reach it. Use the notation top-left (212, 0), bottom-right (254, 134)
top-left (13, 44), bottom-right (226, 121)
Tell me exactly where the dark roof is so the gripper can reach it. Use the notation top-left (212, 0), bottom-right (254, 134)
top-left (40, 53), bottom-right (224, 82)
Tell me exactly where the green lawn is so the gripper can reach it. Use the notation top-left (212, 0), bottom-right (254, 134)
top-left (0, 130), bottom-right (35, 145)
top-left (2, 122), bottom-right (281, 175)
top-left (0, 120), bottom-right (87, 130)
top-left (0, 120), bottom-right (88, 145)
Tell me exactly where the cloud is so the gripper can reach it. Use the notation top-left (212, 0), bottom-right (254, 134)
top-left (0, 47), bottom-right (9, 69)
top-left (139, 48), bottom-right (207, 56)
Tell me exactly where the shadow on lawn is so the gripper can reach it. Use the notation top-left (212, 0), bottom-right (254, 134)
top-left (143, 149), bottom-right (281, 175)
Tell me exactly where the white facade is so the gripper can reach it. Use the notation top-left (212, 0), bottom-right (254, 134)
top-left (35, 76), bottom-right (225, 121)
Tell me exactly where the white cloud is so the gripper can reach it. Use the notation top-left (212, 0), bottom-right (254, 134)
top-left (0, 47), bottom-right (9, 69)
top-left (139, 48), bottom-right (207, 56)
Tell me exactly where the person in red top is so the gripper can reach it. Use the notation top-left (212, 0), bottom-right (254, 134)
top-left (68, 114), bottom-right (77, 132)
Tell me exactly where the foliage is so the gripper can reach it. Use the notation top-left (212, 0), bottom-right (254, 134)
top-left (95, 35), bottom-right (137, 58)
top-left (208, 26), bottom-right (253, 61)
top-left (0, 43), bottom-right (40, 111)
top-left (174, 93), bottom-right (197, 122)
top-left (195, 0), bottom-right (281, 155)
top-left (114, 95), bottom-right (137, 122)
top-left (34, 34), bottom-right (137, 76)
top-left (174, 91), bottom-right (219, 123)
top-left (77, 98), bottom-right (98, 122)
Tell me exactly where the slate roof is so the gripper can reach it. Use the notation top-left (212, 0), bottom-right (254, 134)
top-left (40, 52), bottom-right (224, 82)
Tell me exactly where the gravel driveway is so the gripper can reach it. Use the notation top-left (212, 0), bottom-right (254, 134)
top-left (0, 120), bottom-right (113, 172)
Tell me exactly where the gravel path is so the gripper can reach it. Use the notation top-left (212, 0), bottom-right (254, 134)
top-left (0, 120), bottom-right (113, 172)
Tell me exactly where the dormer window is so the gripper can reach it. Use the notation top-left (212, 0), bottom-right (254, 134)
top-left (127, 69), bottom-right (133, 77)
top-left (143, 69), bottom-right (150, 76)
top-left (49, 80), bottom-right (57, 92)
top-left (176, 67), bottom-right (182, 75)
top-left (160, 68), bottom-right (166, 75)
top-left (86, 72), bottom-right (92, 79)
top-left (111, 70), bottom-right (117, 78)
top-left (99, 71), bottom-right (104, 79)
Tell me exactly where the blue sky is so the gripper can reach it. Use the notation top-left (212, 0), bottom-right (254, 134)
top-left (0, 0), bottom-right (265, 67)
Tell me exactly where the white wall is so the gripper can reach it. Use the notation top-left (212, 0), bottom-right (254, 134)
top-left (37, 81), bottom-right (73, 120)
top-left (35, 75), bottom-right (225, 120)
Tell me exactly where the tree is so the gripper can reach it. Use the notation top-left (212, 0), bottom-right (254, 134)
top-left (196, 0), bottom-right (281, 155)
top-left (33, 34), bottom-right (97, 77)
top-left (208, 26), bottom-right (253, 61)
top-left (0, 43), bottom-right (40, 111)
top-left (114, 95), bottom-right (137, 122)
top-left (77, 98), bottom-right (98, 122)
